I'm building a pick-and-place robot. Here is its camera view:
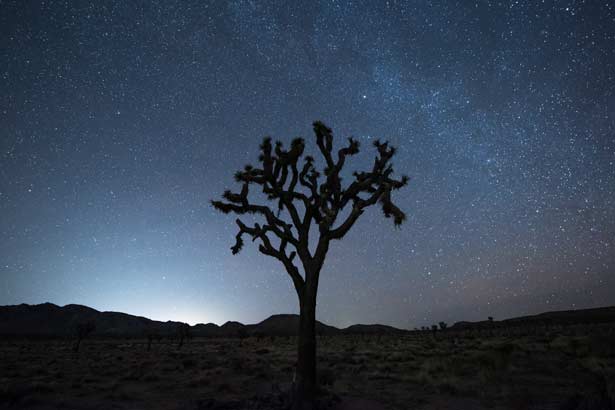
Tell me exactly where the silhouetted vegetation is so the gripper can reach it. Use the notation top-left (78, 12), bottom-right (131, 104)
top-left (175, 323), bottom-right (191, 350)
top-left (146, 332), bottom-right (162, 352)
top-left (72, 321), bottom-right (95, 352)
top-left (212, 121), bottom-right (408, 409)
top-left (2, 319), bottom-right (614, 409)
top-left (237, 327), bottom-right (249, 346)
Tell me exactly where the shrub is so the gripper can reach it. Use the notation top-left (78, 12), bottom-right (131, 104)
top-left (318, 367), bottom-right (336, 387)
top-left (182, 358), bottom-right (197, 369)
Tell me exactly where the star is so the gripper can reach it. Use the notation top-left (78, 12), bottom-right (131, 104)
top-left (0, 1), bottom-right (613, 328)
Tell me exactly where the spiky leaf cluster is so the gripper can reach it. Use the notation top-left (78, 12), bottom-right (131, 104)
top-left (212, 121), bottom-right (408, 296)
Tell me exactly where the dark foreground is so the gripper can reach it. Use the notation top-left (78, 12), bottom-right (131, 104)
top-left (1, 326), bottom-right (614, 410)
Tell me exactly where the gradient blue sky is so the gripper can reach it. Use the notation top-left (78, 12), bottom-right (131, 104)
top-left (1, 1), bottom-right (614, 327)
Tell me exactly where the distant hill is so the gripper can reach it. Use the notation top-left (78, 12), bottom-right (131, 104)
top-left (451, 306), bottom-right (615, 330)
top-left (342, 323), bottom-right (406, 335)
top-left (1, 303), bottom-right (613, 338)
top-left (248, 314), bottom-right (340, 336)
top-left (0, 303), bottom-right (405, 338)
top-left (0, 303), bottom-right (185, 338)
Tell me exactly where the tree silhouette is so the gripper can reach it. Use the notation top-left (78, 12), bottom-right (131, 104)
top-left (212, 121), bottom-right (408, 409)
top-left (237, 327), bottom-right (249, 346)
top-left (73, 321), bottom-right (95, 353)
top-left (176, 323), bottom-right (191, 350)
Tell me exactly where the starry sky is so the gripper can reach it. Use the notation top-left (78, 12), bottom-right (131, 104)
top-left (1, 1), bottom-right (614, 328)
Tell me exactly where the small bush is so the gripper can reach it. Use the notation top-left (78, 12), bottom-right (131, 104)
top-left (318, 367), bottom-right (336, 387)
top-left (182, 358), bottom-right (197, 369)
top-left (143, 373), bottom-right (160, 382)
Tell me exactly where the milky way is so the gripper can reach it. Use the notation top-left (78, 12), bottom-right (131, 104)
top-left (1, 1), bottom-right (614, 328)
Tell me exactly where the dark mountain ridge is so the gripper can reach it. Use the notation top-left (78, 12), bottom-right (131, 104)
top-left (1, 303), bottom-right (613, 338)
top-left (0, 303), bottom-right (186, 338)
top-left (451, 306), bottom-right (615, 330)
top-left (0, 303), bottom-right (403, 338)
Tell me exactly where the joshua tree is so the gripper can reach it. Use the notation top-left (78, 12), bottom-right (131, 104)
top-left (212, 121), bottom-right (407, 409)
top-left (176, 323), bottom-right (191, 350)
top-left (254, 331), bottom-right (266, 343)
top-left (147, 333), bottom-right (154, 351)
top-left (237, 327), bottom-right (249, 346)
top-left (146, 332), bottom-right (162, 352)
top-left (73, 321), bottom-right (96, 352)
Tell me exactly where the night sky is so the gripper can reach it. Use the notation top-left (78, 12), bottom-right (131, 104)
top-left (2, 1), bottom-right (614, 328)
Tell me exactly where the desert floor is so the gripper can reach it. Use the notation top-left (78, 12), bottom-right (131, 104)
top-left (1, 330), bottom-right (614, 409)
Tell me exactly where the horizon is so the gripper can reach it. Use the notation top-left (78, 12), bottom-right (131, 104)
top-left (2, 2), bottom-right (614, 329)
top-left (5, 300), bottom-right (614, 330)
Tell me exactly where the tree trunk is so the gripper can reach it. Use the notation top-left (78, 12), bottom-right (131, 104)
top-left (294, 295), bottom-right (317, 410)
top-left (73, 338), bottom-right (81, 353)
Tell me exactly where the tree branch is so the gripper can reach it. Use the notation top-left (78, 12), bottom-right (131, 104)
top-left (233, 219), bottom-right (305, 296)
top-left (212, 121), bottom-right (408, 298)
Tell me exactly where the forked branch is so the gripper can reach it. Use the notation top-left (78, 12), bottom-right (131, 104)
top-left (212, 121), bottom-right (408, 289)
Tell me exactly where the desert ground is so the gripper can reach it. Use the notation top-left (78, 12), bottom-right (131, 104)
top-left (1, 325), bottom-right (614, 410)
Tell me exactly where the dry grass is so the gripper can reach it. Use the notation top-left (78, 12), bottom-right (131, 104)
top-left (1, 325), bottom-right (614, 409)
